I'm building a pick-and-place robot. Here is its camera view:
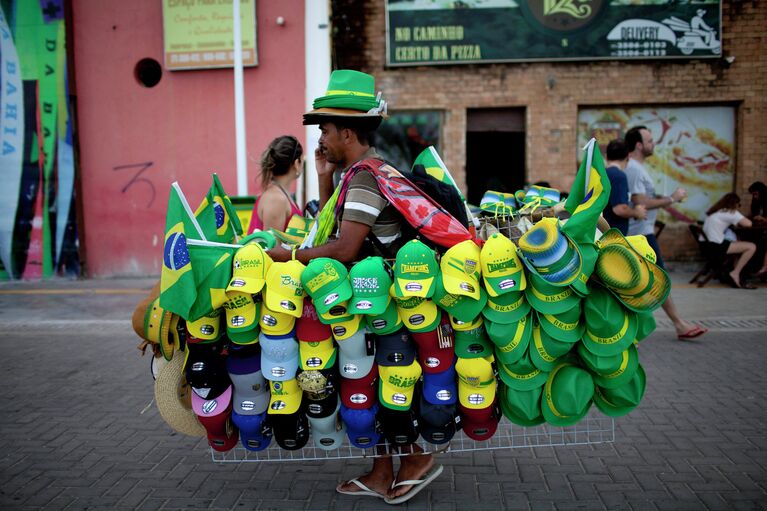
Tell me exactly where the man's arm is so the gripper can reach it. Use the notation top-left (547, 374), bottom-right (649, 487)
top-left (631, 188), bottom-right (687, 210)
top-left (612, 203), bottom-right (647, 220)
top-left (315, 148), bottom-right (336, 209)
top-left (267, 219), bottom-right (371, 264)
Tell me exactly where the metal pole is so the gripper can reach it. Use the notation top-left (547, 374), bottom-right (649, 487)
top-left (233, 0), bottom-right (247, 196)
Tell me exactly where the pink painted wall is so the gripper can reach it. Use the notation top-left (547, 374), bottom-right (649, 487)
top-left (71, 0), bottom-right (306, 277)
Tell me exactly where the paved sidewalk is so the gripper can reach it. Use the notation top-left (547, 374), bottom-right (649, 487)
top-left (0, 273), bottom-right (765, 510)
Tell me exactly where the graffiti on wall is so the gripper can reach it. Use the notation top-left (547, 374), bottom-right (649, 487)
top-left (0, 0), bottom-right (78, 279)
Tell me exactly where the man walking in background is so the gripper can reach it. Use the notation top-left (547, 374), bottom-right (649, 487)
top-left (624, 126), bottom-right (708, 341)
top-left (603, 139), bottom-right (647, 235)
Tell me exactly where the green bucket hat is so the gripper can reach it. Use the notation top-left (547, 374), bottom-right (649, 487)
top-left (303, 70), bottom-right (387, 126)
top-left (529, 320), bottom-right (576, 372)
top-left (480, 233), bottom-right (526, 296)
top-left (593, 364), bottom-right (646, 417)
top-left (581, 285), bottom-right (638, 357)
top-left (349, 256), bottom-right (393, 316)
top-left (482, 289), bottom-right (530, 324)
top-left (499, 383), bottom-right (545, 427)
top-left (454, 325), bottom-right (493, 359)
top-left (433, 273), bottom-right (487, 323)
top-left (488, 313), bottom-right (532, 365)
top-left (541, 361), bottom-right (595, 427)
top-left (518, 218), bottom-right (583, 288)
top-left (525, 272), bottom-right (582, 315)
top-left (635, 311), bottom-right (656, 342)
top-left (393, 240), bottom-right (439, 299)
top-left (497, 351), bottom-right (548, 391)
top-left (538, 303), bottom-right (584, 343)
top-left (365, 297), bottom-right (403, 335)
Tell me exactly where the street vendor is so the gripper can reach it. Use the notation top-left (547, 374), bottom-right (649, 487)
top-left (267, 70), bottom-right (440, 504)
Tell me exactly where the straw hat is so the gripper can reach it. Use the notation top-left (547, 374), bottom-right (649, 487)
top-left (154, 354), bottom-right (206, 437)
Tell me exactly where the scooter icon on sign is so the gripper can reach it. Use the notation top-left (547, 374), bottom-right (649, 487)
top-left (662, 10), bottom-right (720, 55)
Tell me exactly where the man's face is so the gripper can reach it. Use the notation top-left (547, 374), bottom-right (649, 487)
top-left (639, 129), bottom-right (655, 157)
top-left (318, 122), bottom-right (346, 164)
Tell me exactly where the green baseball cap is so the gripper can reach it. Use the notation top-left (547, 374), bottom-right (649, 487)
top-left (394, 240), bottom-right (438, 298)
top-left (301, 258), bottom-right (353, 315)
top-left (433, 273), bottom-right (487, 323)
top-left (480, 233), bottom-right (526, 296)
top-left (541, 361), bottom-right (594, 426)
top-left (635, 311), bottom-right (656, 342)
top-left (349, 257), bottom-right (393, 316)
top-left (538, 303), bottom-right (585, 343)
top-left (593, 364), bottom-right (646, 417)
top-left (449, 313), bottom-right (483, 332)
top-left (525, 272), bottom-right (582, 315)
top-left (482, 290), bottom-right (530, 324)
top-left (454, 326), bottom-right (493, 359)
top-left (499, 383), bottom-right (545, 427)
top-left (488, 313), bottom-right (532, 365)
top-left (529, 320), bottom-right (576, 372)
top-left (394, 295), bottom-right (441, 333)
top-left (365, 297), bottom-right (403, 335)
top-left (581, 286), bottom-right (638, 356)
top-left (497, 350), bottom-right (548, 391)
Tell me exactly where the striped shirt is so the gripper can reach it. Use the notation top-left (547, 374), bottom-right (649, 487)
top-left (338, 149), bottom-right (402, 248)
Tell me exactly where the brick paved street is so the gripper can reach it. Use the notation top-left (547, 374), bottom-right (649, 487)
top-left (0, 274), bottom-right (765, 510)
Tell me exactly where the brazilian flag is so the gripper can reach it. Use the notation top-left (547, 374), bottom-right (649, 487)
top-left (186, 244), bottom-right (234, 321)
top-left (412, 146), bottom-right (465, 202)
top-left (194, 174), bottom-right (244, 243)
top-left (160, 185), bottom-right (199, 318)
top-left (562, 139), bottom-right (611, 295)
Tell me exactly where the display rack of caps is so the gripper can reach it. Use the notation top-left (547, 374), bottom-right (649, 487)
top-left (158, 225), bottom-right (663, 452)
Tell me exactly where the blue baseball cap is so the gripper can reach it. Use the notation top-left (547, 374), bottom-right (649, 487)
top-left (422, 365), bottom-right (457, 405)
top-left (231, 410), bottom-right (272, 451)
top-left (340, 403), bottom-right (381, 449)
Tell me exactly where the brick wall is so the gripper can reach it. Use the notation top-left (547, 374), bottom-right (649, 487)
top-left (332, 0), bottom-right (766, 261)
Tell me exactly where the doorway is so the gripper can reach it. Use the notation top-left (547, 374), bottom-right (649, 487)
top-left (465, 108), bottom-right (526, 206)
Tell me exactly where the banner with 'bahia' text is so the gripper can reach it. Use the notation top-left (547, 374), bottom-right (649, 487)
top-left (386, 0), bottom-right (721, 66)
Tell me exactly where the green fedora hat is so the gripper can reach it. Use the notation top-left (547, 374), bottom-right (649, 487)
top-left (569, 242), bottom-right (598, 298)
top-left (541, 361), bottom-right (595, 427)
top-left (497, 350), bottom-right (548, 391)
top-left (578, 342), bottom-right (639, 389)
top-left (593, 364), bottom-right (646, 417)
top-left (580, 285), bottom-right (638, 357)
top-left (525, 272), bottom-right (582, 315)
top-left (482, 289), bottom-right (530, 324)
top-left (303, 70), bottom-right (387, 125)
top-left (499, 383), bottom-right (545, 427)
top-left (433, 273), bottom-right (487, 323)
top-left (529, 319), bottom-right (576, 372)
top-left (635, 311), bottom-right (656, 343)
top-left (538, 302), bottom-right (585, 343)
top-left (518, 218), bottom-right (583, 288)
top-left (488, 313), bottom-right (532, 365)
top-left (454, 325), bottom-right (493, 359)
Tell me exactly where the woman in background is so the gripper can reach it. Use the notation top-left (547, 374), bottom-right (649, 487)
top-left (703, 192), bottom-right (767, 289)
top-left (247, 135), bottom-right (304, 234)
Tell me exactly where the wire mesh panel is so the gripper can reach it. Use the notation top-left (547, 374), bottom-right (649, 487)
top-left (211, 413), bottom-right (614, 463)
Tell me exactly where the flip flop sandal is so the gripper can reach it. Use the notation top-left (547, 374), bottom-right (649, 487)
top-left (335, 478), bottom-right (387, 499)
top-left (384, 464), bottom-right (444, 505)
top-left (677, 326), bottom-right (708, 340)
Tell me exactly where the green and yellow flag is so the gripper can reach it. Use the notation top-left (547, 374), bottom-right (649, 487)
top-left (563, 138), bottom-right (611, 245)
top-left (412, 146), bottom-right (465, 202)
top-left (194, 174), bottom-right (244, 243)
top-left (160, 184), bottom-right (200, 318)
top-left (186, 243), bottom-right (234, 321)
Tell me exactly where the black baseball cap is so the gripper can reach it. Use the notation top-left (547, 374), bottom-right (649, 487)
top-left (185, 340), bottom-right (231, 400)
top-left (375, 328), bottom-right (417, 367)
top-left (415, 391), bottom-right (461, 445)
top-left (378, 406), bottom-right (419, 446)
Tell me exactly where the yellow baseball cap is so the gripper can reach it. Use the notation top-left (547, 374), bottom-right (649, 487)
top-left (319, 302), bottom-right (352, 324)
top-left (227, 243), bottom-right (273, 294)
top-left (330, 313), bottom-right (363, 341)
top-left (187, 310), bottom-right (222, 341)
top-left (268, 379), bottom-right (303, 415)
top-left (259, 304), bottom-right (296, 336)
top-left (441, 240), bottom-right (482, 299)
top-left (299, 338), bottom-right (337, 370)
top-left (449, 313), bottom-right (483, 332)
top-left (223, 291), bottom-right (258, 334)
top-left (264, 260), bottom-right (306, 319)
top-left (456, 356), bottom-right (497, 409)
top-left (393, 293), bottom-right (441, 333)
top-left (378, 360), bottom-right (423, 411)
top-left (481, 233), bottom-right (526, 296)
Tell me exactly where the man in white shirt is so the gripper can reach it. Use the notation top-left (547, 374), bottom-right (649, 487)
top-left (624, 126), bottom-right (708, 341)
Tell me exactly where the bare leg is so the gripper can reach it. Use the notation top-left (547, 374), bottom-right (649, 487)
top-left (726, 241), bottom-right (756, 287)
top-left (388, 443), bottom-right (436, 499)
top-left (336, 447), bottom-right (394, 497)
top-left (662, 294), bottom-right (701, 337)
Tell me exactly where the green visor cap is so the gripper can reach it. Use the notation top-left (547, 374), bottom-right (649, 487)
top-left (593, 364), bottom-right (646, 417)
top-left (529, 321), bottom-right (575, 372)
top-left (433, 274), bottom-right (487, 323)
top-left (499, 383), bottom-right (545, 426)
top-left (538, 303), bottom-right (584, 343)
top-left (349, 257), bottom-right (393, 316)
top-left (497, 351), bottom-right (548, 391)
top-left (541, 362), bottom-right (594, 427)
top-left (525, 272), bottom-right (582, 315)
top-left (487, 313), bottom-right (532, 365)
top-left (581, 286), bottom-right (638, 357)
top-left (482, 290), bottom-right (530, 324)
top-left (454, 326), bottom-right (493, 359)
